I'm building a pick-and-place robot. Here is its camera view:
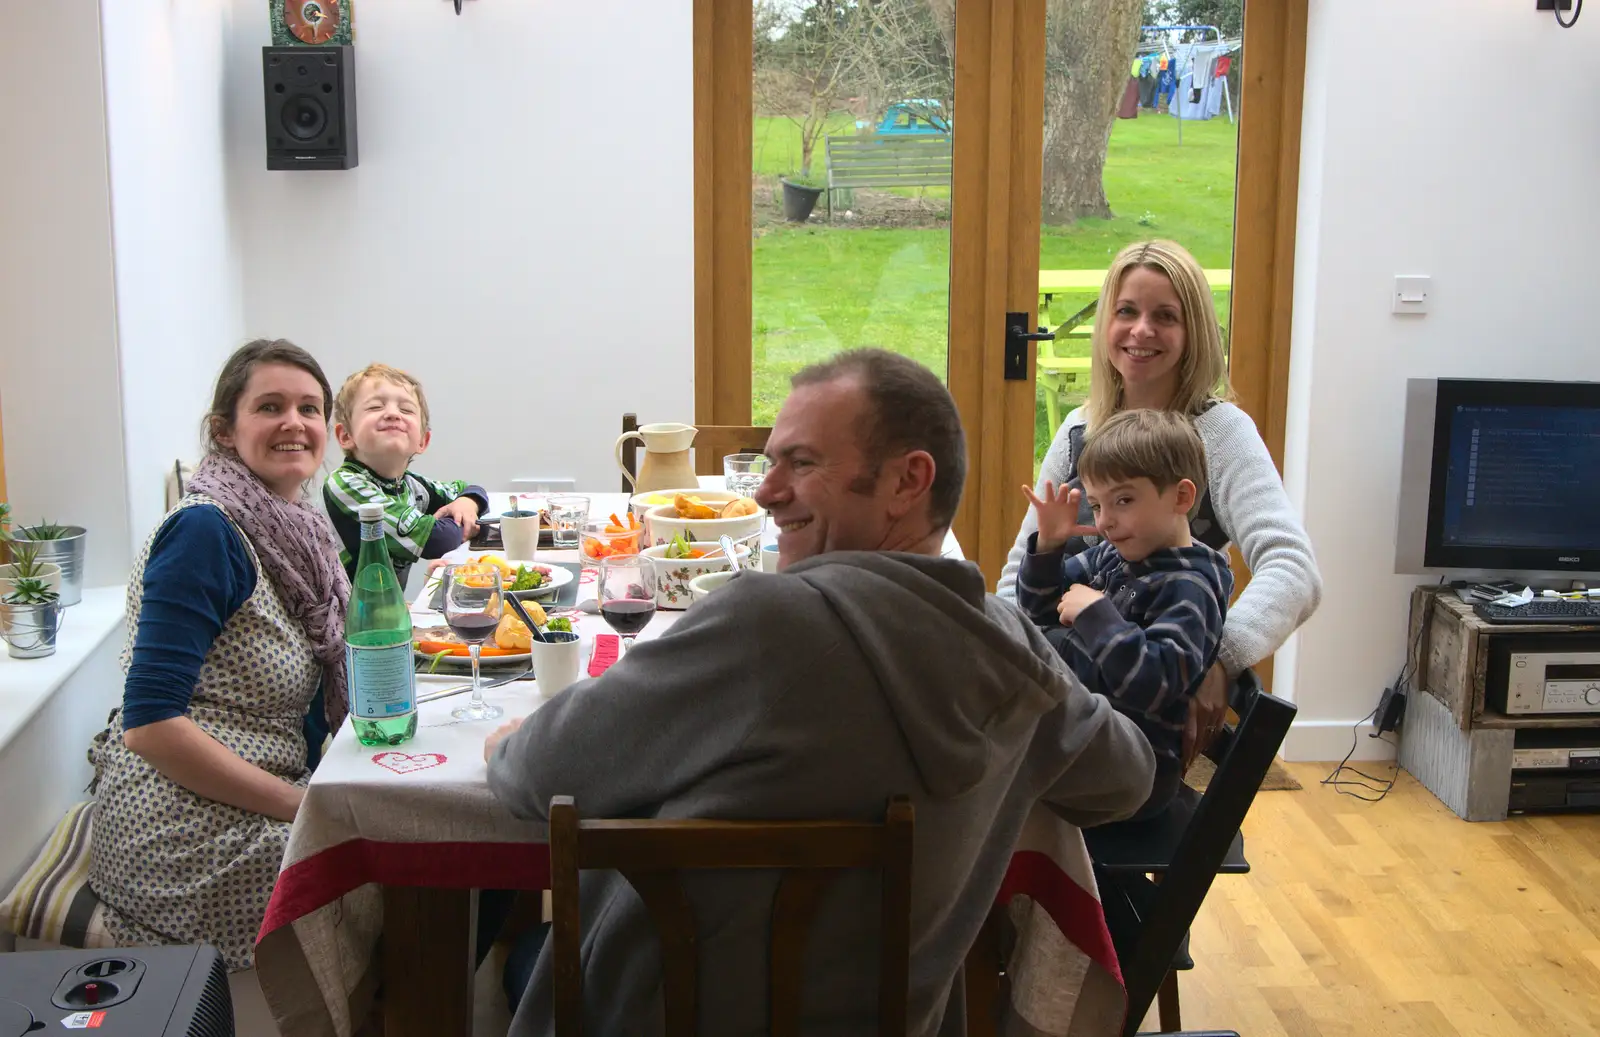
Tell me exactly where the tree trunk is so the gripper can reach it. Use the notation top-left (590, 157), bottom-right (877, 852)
top-left (1040, 0), bottom-right (1142, 224)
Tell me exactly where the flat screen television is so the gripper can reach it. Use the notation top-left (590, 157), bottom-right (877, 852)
top-left (1395, 377), bottom-right (1600, 582)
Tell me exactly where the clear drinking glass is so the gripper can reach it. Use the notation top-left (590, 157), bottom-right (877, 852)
top-left (442, 563), bottom-right (505, 722)
top-left (547, 495), bottom-right (591, 548)
top-left (724, 453), bottom-right (770, 498)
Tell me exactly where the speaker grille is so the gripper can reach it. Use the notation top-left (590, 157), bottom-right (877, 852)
top-left (281, 95), bottom-right (328, 140)
top-left (186, 953), bottom-right (233, 1037)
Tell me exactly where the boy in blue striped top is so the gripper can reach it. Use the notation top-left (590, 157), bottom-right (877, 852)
top-left (1017, 409), bottom-right (1232, 815)
top-left (323, 364), bottom-right (488, 589)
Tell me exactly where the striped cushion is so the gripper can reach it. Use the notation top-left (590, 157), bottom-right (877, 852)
top-left (0, 802), bottom-right (112, 948)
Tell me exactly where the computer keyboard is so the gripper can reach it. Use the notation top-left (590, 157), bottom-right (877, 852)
top-left (1473, 599), bottom-right (1600, 625)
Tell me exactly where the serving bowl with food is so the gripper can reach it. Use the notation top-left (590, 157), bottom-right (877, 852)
top-left (642, 533), bottom-right (752, 609)
top-left (644, 493), bottom-right (765, 550)
top-left (628, 487), bottom-right (741, 525)
top-left (579, 513), bottom-right (644, 566)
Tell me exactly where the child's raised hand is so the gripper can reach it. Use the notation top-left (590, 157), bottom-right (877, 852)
top-left (1021, 480), bottom-right (1098, 553)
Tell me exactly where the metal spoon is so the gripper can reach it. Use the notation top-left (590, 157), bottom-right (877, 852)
top-left (720, 535), bottom-right (741, 572)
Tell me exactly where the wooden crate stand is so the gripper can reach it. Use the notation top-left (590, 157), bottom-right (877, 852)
top-left (1400, 586), bottom-right (1600, 821)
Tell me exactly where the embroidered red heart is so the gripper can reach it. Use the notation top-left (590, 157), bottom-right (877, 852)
top-left (371, 751), bottom-right (448, 774)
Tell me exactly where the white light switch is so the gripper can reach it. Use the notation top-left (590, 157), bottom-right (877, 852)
top-left (1393, 275), bottom-right (1431, 315)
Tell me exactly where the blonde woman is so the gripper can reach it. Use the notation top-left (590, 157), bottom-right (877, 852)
top-left (999, 239), bottom-right (1321, 764)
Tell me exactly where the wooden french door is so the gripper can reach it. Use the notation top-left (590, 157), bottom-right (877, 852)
top-left (694, 0), bottom-right (1306, 587)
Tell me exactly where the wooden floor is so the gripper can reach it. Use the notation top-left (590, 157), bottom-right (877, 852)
top-left (1149, 763), bottom-right (1600, 1037)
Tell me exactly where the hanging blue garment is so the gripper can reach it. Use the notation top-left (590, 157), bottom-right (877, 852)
top-left (1156, 66), bottom-right (1177, 104)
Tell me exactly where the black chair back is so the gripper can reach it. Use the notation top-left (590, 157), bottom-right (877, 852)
top-left (620, 413), bottom-right (641, 492)
top-left (1118, 672), bottom-right (1297, 1035)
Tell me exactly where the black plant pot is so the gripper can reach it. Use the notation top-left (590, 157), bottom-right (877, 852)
top-left (781, 179), bottom-right (823, 222)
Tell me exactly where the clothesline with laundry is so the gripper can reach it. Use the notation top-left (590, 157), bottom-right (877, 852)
top-left (1122, 37), bottom-right (1241, 125)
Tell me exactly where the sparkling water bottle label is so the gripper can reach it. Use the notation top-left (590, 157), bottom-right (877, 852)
top-left (347, 642), bottom-right (416, 717)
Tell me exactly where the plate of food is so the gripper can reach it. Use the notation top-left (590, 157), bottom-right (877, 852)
top-left (427, 555), bottom-right (574, 602)
top-left (413, 623), bottom-right (531, 668)
top-left (412, 598), bottom-right (577, 670)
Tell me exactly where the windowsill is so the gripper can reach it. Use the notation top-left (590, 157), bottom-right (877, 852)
top-left (0, 586), bottom-right (125, 754)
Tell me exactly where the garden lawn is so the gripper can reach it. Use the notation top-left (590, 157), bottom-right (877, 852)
top-left (750, 111), bottom-right (1239, 457)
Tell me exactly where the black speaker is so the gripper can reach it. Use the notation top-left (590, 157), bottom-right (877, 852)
top-left (263, 45), bottom-right (358, 170)
top-left (0, 945), bottom-right (231, 1035)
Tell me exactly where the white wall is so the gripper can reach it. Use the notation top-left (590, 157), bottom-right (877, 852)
top-left (1279, 0), bottom-right (1600, 760)
top-left (226, 0), bottom-right (695, 493)
top-left (101, 0), bottom-right (246, 547)
top-left (0, 0), bottom-right (131, 587)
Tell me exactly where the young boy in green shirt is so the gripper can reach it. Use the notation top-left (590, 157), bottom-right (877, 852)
top-left (323, 363), bottom-right (487, 587)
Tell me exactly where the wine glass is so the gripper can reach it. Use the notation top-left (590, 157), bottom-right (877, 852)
top-left (442, 562), bottom-right (505, 722)
top-left (598, 554), bottom-right (655, 650)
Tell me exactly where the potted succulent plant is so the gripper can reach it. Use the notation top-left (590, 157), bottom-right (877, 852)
top-left (8, 518), bottom-right (86, 606)
top-left (0, 504), bottom-right (62, 600)
top-left (0, 542), bottom-right (64, 659)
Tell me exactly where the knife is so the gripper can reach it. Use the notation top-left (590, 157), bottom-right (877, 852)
top-left (416, 666), bottom-right (532, 703)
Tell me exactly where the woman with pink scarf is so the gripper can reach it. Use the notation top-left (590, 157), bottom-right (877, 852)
top-left (88, 339), bottom-right (350, 970)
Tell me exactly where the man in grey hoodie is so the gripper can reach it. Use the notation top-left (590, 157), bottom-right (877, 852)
top-left (485, 349), bottom-right (1156, 1037)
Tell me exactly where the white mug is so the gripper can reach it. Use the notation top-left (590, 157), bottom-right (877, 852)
top-left (502, 512), bottom-right (540, 560)
top-left (759, 543), bottom-right (781, 573)
top-left (531, 632), bottom-right (583, 698)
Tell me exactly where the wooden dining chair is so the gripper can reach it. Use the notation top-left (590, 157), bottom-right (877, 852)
top-left (549, 794), bottom-right (914, 1037)
top-left (618, 414), bottom-right (773, 490)
top-left (689, 424), bottom-right (772, 477)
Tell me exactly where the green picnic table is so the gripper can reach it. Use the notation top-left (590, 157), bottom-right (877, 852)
top-left (1035, 268), bottom-right (1232, 437)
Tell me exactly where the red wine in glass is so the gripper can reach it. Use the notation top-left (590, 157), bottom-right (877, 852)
top-left (599, 598), bottom-right (655, 637)
top-left (447, 613), bottom-right (500, 642)
top-left (441, 562), bottom-right (504, 722)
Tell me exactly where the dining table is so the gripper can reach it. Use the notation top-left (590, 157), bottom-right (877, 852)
top-left (254, 478), bottom-right (1127, 1037)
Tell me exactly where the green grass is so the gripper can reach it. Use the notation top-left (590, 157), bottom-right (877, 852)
top-left (749, 111), bottom-right (1240, 456)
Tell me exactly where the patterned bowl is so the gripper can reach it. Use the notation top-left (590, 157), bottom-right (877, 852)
top-left (642, 542), bottom-right (751, 610)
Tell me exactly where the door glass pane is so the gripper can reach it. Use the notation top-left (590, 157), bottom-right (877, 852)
top-left (751, 0), bottom-right (956, 425)
top-left (1034, 7), bottom-right (1242, 467)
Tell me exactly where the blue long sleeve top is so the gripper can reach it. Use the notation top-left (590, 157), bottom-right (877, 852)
top-left (123, 505), bottom-right (328, 768)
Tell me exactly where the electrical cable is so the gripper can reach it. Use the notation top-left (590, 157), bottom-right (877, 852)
top-left (1555, 0), bottom-right (1583, 28)
top-left (1322, 707), bottom-right (1403, 802)
top-left (1321, 576), bottom-right (1443, 802)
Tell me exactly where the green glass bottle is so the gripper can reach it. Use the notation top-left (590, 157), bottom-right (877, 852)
top-left (346, 502), bottom-right (418, 746)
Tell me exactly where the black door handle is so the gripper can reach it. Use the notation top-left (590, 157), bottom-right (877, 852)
top-left (1004, 312), bottom-right (1055, 381)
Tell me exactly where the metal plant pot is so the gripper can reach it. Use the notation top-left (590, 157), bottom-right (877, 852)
top-left (0, 561), bottom-right (62, 601)
top-left (0, 599), bottom-right (63, 659)
top-left (9, 526), bottom-right (86, 606)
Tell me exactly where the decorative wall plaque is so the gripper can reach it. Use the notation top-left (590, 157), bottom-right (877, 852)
top-left (270, 1), bottom-right (355, 47)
